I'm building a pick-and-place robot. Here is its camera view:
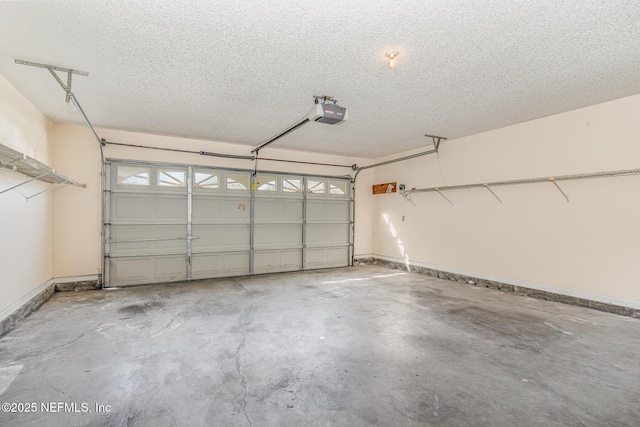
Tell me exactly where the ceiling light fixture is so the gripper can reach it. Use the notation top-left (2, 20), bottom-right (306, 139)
top-left (385, 50), bottom-right (400, 69)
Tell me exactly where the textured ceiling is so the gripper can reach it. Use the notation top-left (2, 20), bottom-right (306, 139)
top-left (0, 0), bottom-right (639, 158)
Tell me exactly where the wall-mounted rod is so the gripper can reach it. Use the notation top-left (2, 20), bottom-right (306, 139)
top-left (251, 117), bottom-right (310, 154)
top-left (403, 167), bottom-right (640, 195)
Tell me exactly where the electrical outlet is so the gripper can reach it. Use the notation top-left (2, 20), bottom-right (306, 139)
top-left (399, 184), bottom-right (405, 191)
top-left (402, 215), bottom-right (405, 221)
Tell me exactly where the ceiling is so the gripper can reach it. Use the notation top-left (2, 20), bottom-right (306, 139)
top-left (0, 1), bottom-right (639, 159)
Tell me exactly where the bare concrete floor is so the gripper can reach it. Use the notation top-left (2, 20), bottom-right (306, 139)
top-left (1, 265), bottom-right (639, 426)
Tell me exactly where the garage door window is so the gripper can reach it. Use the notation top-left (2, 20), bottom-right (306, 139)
top-left (158, 169), bottom-right (186, 187)
top-left (283, 178), bottom-right (302, 193)
top-left (256, 174), bottom-right (277, 192)
top-left (329, 180), bottom-right (347, 195)
top-left (194, 172), bottom-right (219, 189)
top-left (117, 165), bottom-right (150, 186)
top-left (226, 173), bottom-right (249, 191)
top-left (307, 180), bottom-right (324, 194)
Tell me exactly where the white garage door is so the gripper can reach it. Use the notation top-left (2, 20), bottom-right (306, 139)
top-left (104, 160), bottom-right (351, 287)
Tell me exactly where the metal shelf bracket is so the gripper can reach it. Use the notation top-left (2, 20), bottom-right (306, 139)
top-left (435, 187), bottom-right (453, 206)
top-left (483, 183), bottom-right (503, 204)
top-left (549, 177), bottom-right (570, 203)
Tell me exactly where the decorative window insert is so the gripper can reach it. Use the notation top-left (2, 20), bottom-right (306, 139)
top-left (307, 180), bottom-right (325, 194)
top-left (226, 173), bottom-right (249, 190)
top-left (329, 181), bottom-right (347, 195)
top-left (158, 169), bottom-right (186, 187)
top-left (194, 172), bottom-right (219, 189)
top-left (282, 178), bottom-right (302, 193)
top-left (256, 174), bottom-right (277, 192)
top-left (117, 166), bottom-right (150, 186)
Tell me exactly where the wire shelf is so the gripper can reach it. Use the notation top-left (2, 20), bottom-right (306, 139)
top-left (0, 143), bottom-right (86, 197)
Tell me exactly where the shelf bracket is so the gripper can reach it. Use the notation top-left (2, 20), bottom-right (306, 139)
top-left (401, 191), bottom-right (416, 207)
top-left (15, 59), bottom-right (88, 103)
top-left (25, 179), bottom-right (70, 201)
top-left (483, 183), bottom-right (502, 204)
top-left (425, 134), bottom-right (448, 152)
top-left (435, 187), bottom-right (453, 206)
top-left (549, 177), bottom-right (569, 203)
top-left (0, 172), bottom-right (51, 195)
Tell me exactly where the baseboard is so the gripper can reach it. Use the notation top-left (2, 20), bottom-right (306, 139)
top-left (0, 280), bottom-right (55, 337)
top-left (53, 274), bottom-right (101, 292)
top-left (0, 274), bottom-right (102, 337)
top-left (357, 255), bottom-right (640, 318)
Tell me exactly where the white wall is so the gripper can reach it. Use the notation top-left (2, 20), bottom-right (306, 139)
top-left (0, 73), bottom-right (54, 314)
top-left (52, 125), bottom-right (373, 278)
top-left (370, 94), bottom-right (640, 307)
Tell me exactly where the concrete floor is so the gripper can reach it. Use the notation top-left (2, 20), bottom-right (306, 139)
top-left (1, 266), bottom-right (639, 427)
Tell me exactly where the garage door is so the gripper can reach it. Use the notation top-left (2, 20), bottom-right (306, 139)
top-left (104, 160), bottom-right (351, 287)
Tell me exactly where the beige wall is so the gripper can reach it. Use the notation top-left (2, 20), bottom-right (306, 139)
top-left (0, 73), bottom-right (54, 313)
top-left (370, 94), bottom-right (640, 308)
top-left (51, 124), bottom-right (373, 277)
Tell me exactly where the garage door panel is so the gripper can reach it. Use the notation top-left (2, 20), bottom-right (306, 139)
top-left (305, 249), bottom-right (326, 269)
top-left (109, 255), bottom-right (186, 286)
top-left (225, 226), bottom-right (250, 247)
top-left (192, 225), bottom-right (250, 252)
top-left (306, 200), bottom-right (349, 221)
top-left (279, 199), bottom-right (303, 220)
top-left (191, 253), bottom-right (222, 278)
top-left (155, 257), bottom-right (187, 280)
top-left (110, 257), bottom-right (151, 284)
top-left (192, 197), bottom-right (221, 219)
top-left (306, 223), bottom-right (349, 246)
top-left (254, 199), bottom-right (277, 219)
top-left (192, 196), bottom-right (250, 221)
top-left (327, 247), bottom-right (349, 265)
top-left (113, 194), bottom-right (151, 219)
top-left (305, 247), bottom-right (349, 269)
top-left (255, 198), bottom-right (302, 222)
top-left (111, 193), bottom-right (187, 223)
top-left (254, 224), bottom-right (302, 249)
top-left (191, 252), bottom-right (250, 278)
top-left (156, 196), bottom-right (187, 219)
top-left (221, 198), bottom-right (250, 220)
top-left (224, 252), bottom-right (250, 275)
top-left (254, 250), bottom-right (302, 274)
top-left (109, 225), bottom-right (187, 255)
